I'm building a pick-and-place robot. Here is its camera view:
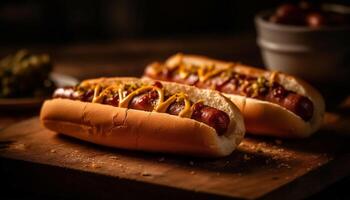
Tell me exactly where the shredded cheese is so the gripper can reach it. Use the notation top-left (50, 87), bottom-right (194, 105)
top-left (80, 82), bottom-right (194, 118)
top-left (162, 61), bottom-right (235, 84)
top-left (269, 71), bottom-right (279, 86)
top-left (92, 85), bottom-right (102, 103)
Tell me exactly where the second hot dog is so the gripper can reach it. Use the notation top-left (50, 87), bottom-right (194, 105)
top-left (144, 53), bottom-right (325, 138)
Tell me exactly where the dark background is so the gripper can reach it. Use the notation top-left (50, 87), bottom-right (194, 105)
top-left (0, 0), bottom-right (349, 45)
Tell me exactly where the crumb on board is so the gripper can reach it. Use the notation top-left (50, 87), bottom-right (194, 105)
top-left (138, 164), bottom-right (144, 168)
top-left (141, 171), bottom-right (152, 176)
top-left (109, 156), bottom-right (119, 160)
top-left (90, 163), bottom-right (101, 169)
top-left (242, 139), bottom-right (295, 162)
top-left (190, 171), bottom-right (196, 175)
top-left (259, 142), bottom-right (267, 147)
top-left (277, 163), bottom-right (291, 169)
top-left (9, 143), bottom-right (27, 150)
top-left (50, 149), bottom-right (57, 153)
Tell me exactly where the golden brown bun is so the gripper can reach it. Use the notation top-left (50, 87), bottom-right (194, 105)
top-left (149, 53), bottom-right (325, 138)
top-left (40, 78), bottom-right (245, 157)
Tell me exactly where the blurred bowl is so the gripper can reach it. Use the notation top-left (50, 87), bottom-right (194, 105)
top-left (255, 4), bottom-right (350, 84)
top-left (0, 73), bottom-right (78, 110)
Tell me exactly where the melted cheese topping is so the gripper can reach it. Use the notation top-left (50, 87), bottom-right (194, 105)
top-left (168, 62), bottom-right (236, 83)
top-left (156, 61), bottom-right (279, 93)
top-left (154, 62), bottom-right (276, 97)
top-left (269, 71), bottom-right (279, 86)
top-left (84, 83), bottom-right (193, 118)
top-left (155, 92), bottom-right (192, 117)
top-left (92, 85), bottom-right (119, 103)
top-left (200, 69), bottom-right (225, 82)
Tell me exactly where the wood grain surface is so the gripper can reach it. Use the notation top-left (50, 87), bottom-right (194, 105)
top-left (0, 117), bottom-right (349, 200)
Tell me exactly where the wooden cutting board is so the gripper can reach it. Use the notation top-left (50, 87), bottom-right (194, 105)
top-left (0, 117), bottom-right (350, 200)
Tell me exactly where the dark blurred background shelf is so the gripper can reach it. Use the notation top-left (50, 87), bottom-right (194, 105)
top-left (1, 0), bottom-right (349, 44)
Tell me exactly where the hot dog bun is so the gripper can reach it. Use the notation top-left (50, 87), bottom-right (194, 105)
top-left (40, 78), bottom-right (245, 157)
top-left (145, 53), bottom-right (325, 138)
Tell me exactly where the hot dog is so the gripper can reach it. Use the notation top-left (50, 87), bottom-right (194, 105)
top-left (144, 53), bottom-right (325, 138)
top-left (40, 77), bottom-right (245, 157)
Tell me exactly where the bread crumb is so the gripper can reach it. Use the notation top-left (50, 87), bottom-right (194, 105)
top-left (141, 172), bottom-right (152, 176)
top-left (10, 143), bottom-right (26, 150)
top-left (277, 163), bottom-right (291, 169)
top-left (190, 171), bottom-right (196, 175)
top-left (259, 142), bottom-right (267, 147)
top-left (50, 149), bottom-right (57, 153)
top-left (90, 163), bottom-right (101, 169)
top-left (118, 164), bottom-right (123, 167)
top-left (109, 156), bottom-right (119, 160)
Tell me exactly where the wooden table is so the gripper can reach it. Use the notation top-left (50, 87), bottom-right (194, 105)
top-left (1, 35), bottom-right (350, 199)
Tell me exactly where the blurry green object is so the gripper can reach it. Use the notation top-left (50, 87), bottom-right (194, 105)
top-left (0, 49), bottom-right (55, 98)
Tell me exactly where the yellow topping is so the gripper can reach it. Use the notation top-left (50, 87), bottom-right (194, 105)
top-left (84, 82), bottom-right (193, 118)
top-left (92, 85), bottom-right (103, 103)
top-left (197, 64), bottom-right (216, 82)
top-left (178, 64), bottom-right (190, 79)
top-left (155, 94), bottom-right (178, 113)
top-left (269, 71), bottom-right (279, 86)
top-left (179, 95), bottom-right (192, 118)
top-left (200, 69), bottom-right (224, 82)
top-left (92, 85), bottom-right (119, 103)
top-left (155, 92), bottom-right (192, 118)
top-left (119, 86), bottom-right (163, 108)
top-left (156, 61), bottom-right (279, 98)
top-left (161, 61), bottom-right (236, 84)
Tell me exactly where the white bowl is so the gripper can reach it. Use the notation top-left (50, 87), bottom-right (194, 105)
top-left (255, 4), bottom-right (350, 84)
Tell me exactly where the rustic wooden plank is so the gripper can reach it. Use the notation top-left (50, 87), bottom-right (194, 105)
top-left (0, 117), bottom-right (349, 200)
